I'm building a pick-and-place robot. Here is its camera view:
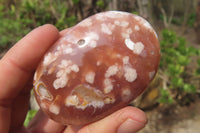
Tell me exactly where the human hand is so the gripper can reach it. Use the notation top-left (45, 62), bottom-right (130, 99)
top-left (0, 24), bottom-right (147, 133)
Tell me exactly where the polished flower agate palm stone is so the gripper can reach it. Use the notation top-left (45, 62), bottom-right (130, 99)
top-left (33, 11), bottom-right (160, 125)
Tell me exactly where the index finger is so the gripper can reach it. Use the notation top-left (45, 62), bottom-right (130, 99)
top-left (0, 24), bottom-right (59, 100)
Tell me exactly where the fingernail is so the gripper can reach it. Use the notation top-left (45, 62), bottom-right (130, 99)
top-left (117, 119), bottom-right (146, 133)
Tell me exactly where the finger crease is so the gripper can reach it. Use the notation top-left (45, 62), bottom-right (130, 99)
top-left (6, 58), bottom-right (32, 75)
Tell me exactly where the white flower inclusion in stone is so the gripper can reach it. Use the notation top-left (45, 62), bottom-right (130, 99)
top-left (125, 38), bottom-right (144, 55)
top-left (78, 18), bottom-right (93, 27)
top-left (134, 25), bottom-right (140, 31)
top-left (53, 60), bottom-right (79, 89)
top-left (101, 23), bottom-right (112, 35)
top-left (123, 56), bottom-right (129, 65)
top-left (85, 71), bottom-right (96, 84)
top-left (103, 78), bottom-right (113, 94)
top-left (43, 52), bottom-right (57, 66)
top-left (124, 66), bottom-right (137, 82)
top-left (49, 104), bottom-right (60, 115)
top-left (105, 65), bottom-right (119, 78)
top-left (114, 20), bottom-right (129, 27)
top-left (121, 88), bottom-right (132, 101)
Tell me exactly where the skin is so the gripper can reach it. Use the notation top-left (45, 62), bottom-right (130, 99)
top-left (0, 24), bottom-right (147, 133)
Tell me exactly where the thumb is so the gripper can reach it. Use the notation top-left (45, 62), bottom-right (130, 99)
top-left (75, 106), bottom-right (147, 133)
